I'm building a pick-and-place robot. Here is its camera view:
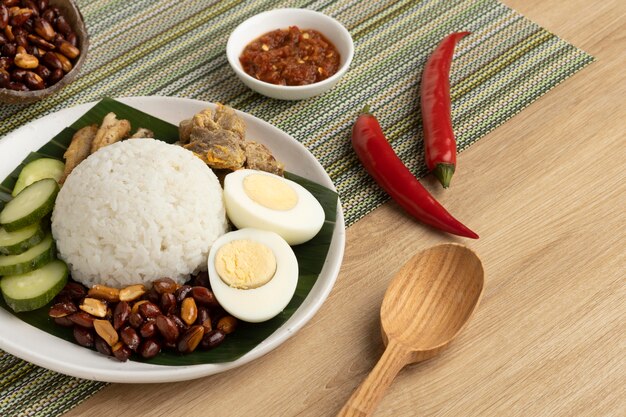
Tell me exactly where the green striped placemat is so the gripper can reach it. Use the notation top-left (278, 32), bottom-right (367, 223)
top-left (0, 0), bottom-right (592, 415)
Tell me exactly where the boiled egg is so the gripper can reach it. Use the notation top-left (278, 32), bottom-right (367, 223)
top-left (208, 228), bottom-right (298, 323)
top-left (223, 169), bottom-right (325, 245)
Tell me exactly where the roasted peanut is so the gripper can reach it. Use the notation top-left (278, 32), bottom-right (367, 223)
top-left (53, 51), bottom-right (71, 72)
top-left (3, 1), bottom-right (20, 8)
top-left (0, 5), bottom-right (8, 30)
top-left (177, 325), bottom-right (204, 353)
top-left (33, 17), bottom-right (54, 41)
top-left (2, 42), bottom-right (16, 56)
top-left (155, 314), bottom-right (179, 344)
top-left (4, 24), bottom-right (14, 41)
top-left (15, 53), bottom-right (39, 69)
top-left (192, 286), bottom-right (219, 307)
top-left (196, 306), bottom-right (212, 332)
top-left (68, 311), bottom-right (95, 328)
top-left (37, 0), bottom-right (49, 13)
top-left (23, 0), bottom-right (39, 15)
top-left (153, 277), bottom-right (177, 294)
top-left (0, 57), bottom-right (11, 69)
top-left (94, 319), bottom-right (119, 346)
top-left (53, 316), bottom-right (74, 327)
top-left (47, 67), bottom-right (62, 84)
top-left (41, 50), bottom-right (61, 69)
top-left (9, 8), bottom-right (32, 26)
top-left (128, 312), bottom-right (144, 328)
top-left (10, 67), bottom-right (26, 81)
top-left (95, 336), bottom-right (112, 356)
top-left (33, 63), bottom-right (49, 79)
top-left (113, 301), bottom-right (131, 330)
top-left (175, 284), bottom-right (192, 302)
top-left (138, 301), bottom-right (160, 319)
top-left (79, 297), bottom-right (107, 318)
top-left (73, 326), bottom-right (94, 347)
top-left (88, 284), bottom-right (120, 303)
top-left (112, 342), bottom-right (132, 361)
top-left (201, 329), bottom-right (225, 349)
top-left (139, 338), bottom-right (161, 359)
top-left (23, 70), bottom-right (43, 89)
top-left (48, 301), bottom-right (77, 318)
top-left (66, 31), bottom-right (76, 47)
top-left (55, 14), bottom-right (71, 36)
top-left (130, 299), bottom-right (148, 314)
top-left (56, 39), bottom-right (79, 59)
top-left (168, 313), bottom-right (188, 333)
top-left (59, 282), bottom-right (87, 300)
top-left (27, 33), bottom-right (54, 49)
top-left (14, 31), bottom-right (25, 46)
top-left (217, 316), bottom-right (238, 335)
top-left (180, 297), bottom-right (197, 326)
top-left (119, 284), bottom-right (145, 302)
top-left (160, 292), bottom-right (176, 315)
top-left (41, 7), bottom-right (54, 22)
top-left (120, 326), bottom-right (140, 351)
top-left (139, 320), bottom-right (157, 338)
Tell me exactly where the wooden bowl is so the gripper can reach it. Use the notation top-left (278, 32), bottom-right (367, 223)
top-left (0, 0), bottom-right (89, 105)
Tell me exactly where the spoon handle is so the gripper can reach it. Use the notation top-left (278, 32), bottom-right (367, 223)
top-left (337, 339), bottom-right (411, 417)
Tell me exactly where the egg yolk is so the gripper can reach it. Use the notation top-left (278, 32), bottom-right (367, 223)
top-left (243, 174), bottom-right (298, 210)
top-left (214, 239), bottom-right (277, 289)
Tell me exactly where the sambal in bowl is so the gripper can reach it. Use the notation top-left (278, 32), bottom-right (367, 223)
top-left (226, 8), bottom-right (354, 100)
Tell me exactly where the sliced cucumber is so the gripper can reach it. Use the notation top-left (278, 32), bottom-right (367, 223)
top-left (0, 233), bottom-right (55, 276)
top-left (12, 158), bottom-right (65, 197)
top-left (1, 260), bottom-right (68, 312)
top-left (0, 222), bottom-right (46, 255)
top-left (0, 179), bottom-right (58, 232)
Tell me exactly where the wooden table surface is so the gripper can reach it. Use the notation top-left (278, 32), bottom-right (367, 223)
top-left (66, 1), bottom-right (625, 416)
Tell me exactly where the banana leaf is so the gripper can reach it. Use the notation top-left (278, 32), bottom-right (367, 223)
top-left (0, 98), bottom-right (337, 365)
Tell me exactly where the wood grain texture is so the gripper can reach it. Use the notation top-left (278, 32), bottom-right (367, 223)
top-left (337, 245), bottom-right (484, 417)
top-left (64, 0), bottom-right (626, 416)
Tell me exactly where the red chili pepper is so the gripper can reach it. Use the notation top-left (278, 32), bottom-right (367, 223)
top-left (421, 32), bottom-right (470, 188)
top-left (352, 106), bottom-right (478, 239)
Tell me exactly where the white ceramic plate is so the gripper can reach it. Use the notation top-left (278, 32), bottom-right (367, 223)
top-left (0, 96), bottom-right (345, 383)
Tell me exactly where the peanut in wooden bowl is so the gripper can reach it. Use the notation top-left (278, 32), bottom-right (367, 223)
top-left (0, 0), bottom-right (89, 105)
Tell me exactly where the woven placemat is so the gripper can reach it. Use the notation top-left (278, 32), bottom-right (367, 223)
top-left (0, 0), bottom-right (592, 415)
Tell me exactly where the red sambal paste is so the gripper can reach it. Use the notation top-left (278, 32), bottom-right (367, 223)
top-left (239, 26), bottom-right (341, 86)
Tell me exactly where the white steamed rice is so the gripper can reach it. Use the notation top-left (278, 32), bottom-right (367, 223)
top-left (51, 139), bottom-right (229, 288)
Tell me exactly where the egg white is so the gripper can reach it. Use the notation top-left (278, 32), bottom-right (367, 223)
top-left (208, 228), bottom-right (298, 323)
top-left (223, 169), bottom-right (325, 245)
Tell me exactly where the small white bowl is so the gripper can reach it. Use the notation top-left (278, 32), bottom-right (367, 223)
top-left (226, 8), bottom-right (354, 100)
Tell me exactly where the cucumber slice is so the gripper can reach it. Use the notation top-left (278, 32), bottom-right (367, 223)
top-left (12, 158), bottom-right (65, 197)
top-left (0, 233), bottom-right (55, 276)
top-left (0, 179), bottom-right (58, 232)
top-left (0, 222), bottom-right (46, 255)
top-left (1, 260), bottom-right (68, 312)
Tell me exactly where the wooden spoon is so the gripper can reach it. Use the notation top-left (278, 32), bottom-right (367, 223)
top-left (337, 243), bottom-right (484, 417)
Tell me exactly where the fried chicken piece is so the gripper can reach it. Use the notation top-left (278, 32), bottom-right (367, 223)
top-left (90, 112), bottom-right (131, 153)
top-left (244, 141), bottom-right (284, 176)
top-left (129, 127), bottom-right (155, 139)
top-left (213, 103), bottom-right (245, 139)
top-left (178, 118), bottom-right (194, 144)
top-left (60, 124), bottom-right (98, 184)
top-left (178, 104), bottom-right (246, 145)
top-left (185, 127), bottom-right (246, 170)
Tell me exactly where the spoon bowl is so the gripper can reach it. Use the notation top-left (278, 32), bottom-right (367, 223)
top-left (338, 243), bottom-right (484, 417)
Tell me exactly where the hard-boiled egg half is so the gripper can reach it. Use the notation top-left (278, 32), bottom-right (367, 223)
top-left (208, 228), bottom-right (298, 323)
top-left (223, 169), bottom-right (325, 245)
